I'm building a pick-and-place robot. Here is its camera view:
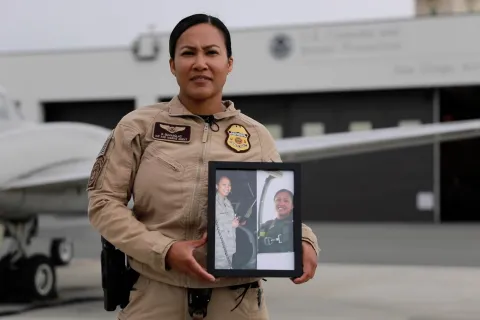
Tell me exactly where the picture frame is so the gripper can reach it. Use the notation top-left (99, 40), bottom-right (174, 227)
top-left (207, 161), bottom-right (303, 278)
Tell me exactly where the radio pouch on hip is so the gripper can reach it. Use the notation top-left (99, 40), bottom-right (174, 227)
top-left (101, 237), bottom-right (139, 311)
top-left (187, 288), bottom-right (213, 319)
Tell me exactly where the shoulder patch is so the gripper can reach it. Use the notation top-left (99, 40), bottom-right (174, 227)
top-left (98, 130), bottom-right (115, 157)
top-left (87, 130), bottom-right (114, 191)
top-left (87, 156), bottom-right (106, 190)
top-left (225, 124), bottom-right (251, 153)
top-left (152, 122), bottom-right (191, 143)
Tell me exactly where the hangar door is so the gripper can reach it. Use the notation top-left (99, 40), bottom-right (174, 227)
top-left (227, 89), bottom-right (435, 222)
top-left (43, 99), bottom-right (135, 130)
top-left (292, 90), bottom-right (435, 222)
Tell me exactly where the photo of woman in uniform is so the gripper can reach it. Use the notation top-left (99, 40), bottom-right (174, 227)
top-left (257, 189), bottom-right (294, 254)
top-left (214, 170), bottom-right (259, 270)
top-left (256, 170), bottom-right (296, 271)
top-left (214, 175), bottom-right (239, 269)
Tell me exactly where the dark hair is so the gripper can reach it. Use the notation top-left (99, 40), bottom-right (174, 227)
top-left (274, 189), bottom-right (293, 201)
top-left (216, 174), bottom-right (231, 184)
top-left (169, 13), bottom-right (232, 59)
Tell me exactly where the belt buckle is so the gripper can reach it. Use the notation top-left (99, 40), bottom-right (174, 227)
top-left (276, 234), bottom-right (283, 244)
top-left (264, 237), bottom-right (273, 246)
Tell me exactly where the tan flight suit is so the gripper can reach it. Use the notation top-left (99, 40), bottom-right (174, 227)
top-left (215, 192), bottom-right (236, 269)
top-left (87, 96), bottom-right (320, 320)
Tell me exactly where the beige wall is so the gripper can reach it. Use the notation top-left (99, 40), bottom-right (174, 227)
top-left (2, 14), bottom-right (480, 122)
top-left (416, 0), bottom-right (480, 16)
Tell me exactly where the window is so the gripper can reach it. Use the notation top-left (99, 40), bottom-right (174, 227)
top-left (398, 119), bottom-right (422, 127)
top-left (265, 124), bottom-right (283, 139)
top-left (349, 121), bottom-right (372, 131)
top-left (302, 122), bottom-right (325, 137)
top-left (416, 191), bottom-right (434, 211)
top-left (0, 95), bottom-right (9, 120)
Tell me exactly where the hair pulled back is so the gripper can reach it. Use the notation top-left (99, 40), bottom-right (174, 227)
top-left (169, 13), bottom-right (232, 59)
top-left (274, 189), bottom-right (293, 201)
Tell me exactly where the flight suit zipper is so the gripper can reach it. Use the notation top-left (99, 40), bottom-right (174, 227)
top-left (186, 121), bottom-right (210, 287)
top-left (202, 122), bottom-right (209, 143)
top-left (187, 121), bottom-right (210, 239)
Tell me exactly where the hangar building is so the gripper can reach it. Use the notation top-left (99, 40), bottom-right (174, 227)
top-left (1, 6), bottom-right (480, 224)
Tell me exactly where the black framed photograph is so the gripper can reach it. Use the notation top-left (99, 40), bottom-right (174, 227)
top-left (207, 161), bottom-right (303, 278)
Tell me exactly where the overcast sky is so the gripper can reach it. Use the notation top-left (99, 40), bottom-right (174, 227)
top-left (1, 0), bottom-right (414, 52)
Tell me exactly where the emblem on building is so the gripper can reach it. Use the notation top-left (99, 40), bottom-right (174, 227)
top-left (270, 34), bottom-right (293, 59)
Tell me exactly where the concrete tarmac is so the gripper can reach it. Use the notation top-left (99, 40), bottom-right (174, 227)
top-left (0, 215), bottom-right (479, 319)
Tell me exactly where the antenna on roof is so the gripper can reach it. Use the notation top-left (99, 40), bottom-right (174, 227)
top-left (14, 100), bottom-right (25, 120)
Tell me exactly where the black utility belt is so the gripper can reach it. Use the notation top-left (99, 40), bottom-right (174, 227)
top-left (187, 280), bottom-right (260, 291)
top-left (228, 281), bottom-right (260, 290)
top-left (187, 281), bottom-right (261, 318)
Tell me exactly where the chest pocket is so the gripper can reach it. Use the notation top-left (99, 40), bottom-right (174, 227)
top-left (216, 198), bottom-right (231, 216)
top-left (144, 144), bottom-right (184, 173)
top-left (133, 142), bottom-right (188, 222)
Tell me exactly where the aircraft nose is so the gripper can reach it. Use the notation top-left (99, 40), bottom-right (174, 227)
top-left (0, 190), bottom-right (23, 216)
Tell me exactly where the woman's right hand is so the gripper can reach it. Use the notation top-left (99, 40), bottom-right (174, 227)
top-left (165, 233), bottom-right (216, 283)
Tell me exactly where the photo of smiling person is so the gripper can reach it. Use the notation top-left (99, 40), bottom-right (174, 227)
top-left (257, 188), bottom-right (294, 254)
top-left (214, 175), bottom-right (242, 269)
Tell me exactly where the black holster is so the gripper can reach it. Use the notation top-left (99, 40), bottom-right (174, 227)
top-left (187, 288), bottom-right (213, 319)
top-left (101, 237), bottom-right (139, 312)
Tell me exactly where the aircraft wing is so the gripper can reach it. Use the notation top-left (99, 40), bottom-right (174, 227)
top-left (277, 119), bottom-right (480, 162)
top-left (2, 119), bottom-right (480, 192)
top-left (1, 159), bottom-right (94, 191)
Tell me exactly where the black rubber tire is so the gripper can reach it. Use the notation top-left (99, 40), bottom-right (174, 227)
top-left (16, 255), bottom-right (57, 301)
top-left (50, 238), bottom-right (74, 266)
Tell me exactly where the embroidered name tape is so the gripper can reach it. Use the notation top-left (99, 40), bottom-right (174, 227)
top-left (153, 122), bottom-right (191, 143)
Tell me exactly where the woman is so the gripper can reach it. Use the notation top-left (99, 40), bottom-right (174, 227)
top-left (214, 175), bottom-right (240, 269)
top-left (258, 189), bottom-right (295, 254)
top-left (87, 13), bottom-right (319, 320)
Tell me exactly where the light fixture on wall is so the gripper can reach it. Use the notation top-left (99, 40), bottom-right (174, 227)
top-left (131, 24), bottom-right (160, 62)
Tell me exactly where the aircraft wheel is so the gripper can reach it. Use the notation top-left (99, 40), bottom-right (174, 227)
top-left (233, 226), bottom-right (257, 269)
top-left (17, 255), bottom-right (57, 301)
top-left (50, 238), bottom-right (74, 266)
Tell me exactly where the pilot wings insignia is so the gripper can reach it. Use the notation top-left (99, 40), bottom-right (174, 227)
top-left (160, 124), bottom-right (186, 134)
top-left (153, 122), bottom-right (191, 143)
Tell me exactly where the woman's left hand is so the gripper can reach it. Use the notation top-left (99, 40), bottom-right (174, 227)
top-left (291, 241), bottom-right (317, 284)
top-left (232, 217), bottom-right (240, 228)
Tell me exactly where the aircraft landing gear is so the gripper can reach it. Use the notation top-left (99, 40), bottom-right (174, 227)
top-left (0, 217), bottom-right (74, 302)
top-left (6, 254), bottom-right (57, 302)
top-left (50, 238), bottom-right (74, 266)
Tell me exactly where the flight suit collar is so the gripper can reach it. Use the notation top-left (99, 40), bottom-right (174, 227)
top-left (216, 192), bottom-right (230, 205)
top-left (167, 95), bottom-right (240, 120)
top-left (275, 213), bottom-right (294, 223)
top-left (216, 192), bottom-right (222, 204)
